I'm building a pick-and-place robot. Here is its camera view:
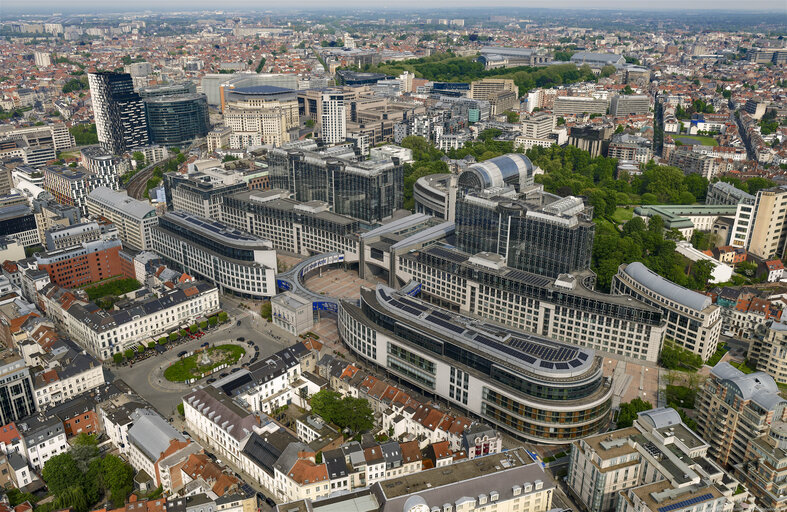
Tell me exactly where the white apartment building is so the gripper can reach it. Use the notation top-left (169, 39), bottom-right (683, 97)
top-left (41, 281), bottom-right (219, 360)
top-left (320, 92), bottom-right (346, 145)
top-left (19, 417), bottom-right (68, 471)
top-left (126, 409), bottom-right (188, 488)
top-left (33, 353), bottom-right (105, 409)
top-left (183, 386), bottom-right (259, 467)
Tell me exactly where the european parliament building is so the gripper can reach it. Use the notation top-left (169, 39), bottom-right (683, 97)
top-left (339, 285), bottom-right (613, 443)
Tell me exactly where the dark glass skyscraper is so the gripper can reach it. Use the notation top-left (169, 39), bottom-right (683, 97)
top-left (88, 72), bottom-right (149, 154)
top-left (143, 93), bottom-right (210, 145)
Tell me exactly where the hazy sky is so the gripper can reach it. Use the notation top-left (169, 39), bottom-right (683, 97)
top-left (6, 0), bottom-right (784, 13)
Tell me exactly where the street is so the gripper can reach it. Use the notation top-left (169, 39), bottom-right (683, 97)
top-left (111, 304), bottom-right (295, 417)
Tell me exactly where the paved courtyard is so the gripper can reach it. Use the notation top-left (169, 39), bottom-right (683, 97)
top-left (601, 356), bottom-right (660, 406)
top-left (303, 267), bottom-right (385, 300)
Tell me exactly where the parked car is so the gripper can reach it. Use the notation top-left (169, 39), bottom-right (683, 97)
top-left (201, 342), bottom-right (209, 348)
top-left (220, 372), bottom-right (229, 378)
top-left (177, 351), bottom-right (187, 357)
top-left (206, 378), bottom-right (216, 384)
top-left (231, 367), bottom-right (241, 373)
top-left (237, 337), bottom-right (245, 342)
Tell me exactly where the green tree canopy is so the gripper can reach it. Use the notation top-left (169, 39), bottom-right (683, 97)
top-left (310, 390), bottom-right (375, 434)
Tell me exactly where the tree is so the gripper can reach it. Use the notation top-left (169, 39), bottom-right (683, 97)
top-left (617, 398), bottom-right (652, 428)
top-left (622, 85), bottom-right (634, 95)
top-left (177, 403), bottom-right (185, 416)
top-left (42, 453), bottom-right (83, 497)
top-left (102, 455), bottom-right (134, 508)
top-left (310, 390), bottom-right (374, 434)
top-left (208, 316), bottom-right (218, 326)
top-left (168, 332), bottom-right (178, 342)
top-left (113, 353), bottom-right (123, 364)
top-left (660, 340), bottom-right (703, 371)
top-left (261, 301), bottom-right (272, 321)
top-left (190, 324), bottom-right (199, 333)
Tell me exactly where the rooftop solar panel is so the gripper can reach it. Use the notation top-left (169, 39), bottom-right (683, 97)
top-left (425, 315), bottom-right (465, 334)
top-left (657, 494), bottom-right (714, 512)
top-left (399, 297), bottom-right (428, 312)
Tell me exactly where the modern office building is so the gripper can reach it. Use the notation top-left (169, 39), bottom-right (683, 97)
top-left (143, 93), bottom-right (210, 145)
top-left (696, 362), bottom-right (786, 468)
top-left (705, 182), bottom-right (756, 249)
top-left (267, 143), bottom-right (403, 224)
top-left (86, 187), bottom-right (159, 251)
top-left (568, 125), bottom-right (613, 157)
top-left (413, 173), bottom-right (457, 221)
top-left (150, 211), bottom-right (277, 299)
top-left (79, 146), bottom-right (128, 188)
top-left (611, 262), bottom-right (721, 361)
top-left (222, 86), bottom-right (298, 149)
top-left (339, 285), bottom-right (614, 443)
top-left (221, 189), bottom-right (360, 261)
top-left (43, 221), bottom-right (102, 250)
top-left (0, 356), bottom-right (36, 425)
top-left (395, 246), bottom-right (665, 362)
top-left (320, 91), bottom-right (347, 145)
top-left (568, 407), bottom-right (743, 512)
top-left (609, 94), bottom-right (650, 117)
top-left (607, 134), bottom-right (653, 164)
top-left (456, 189), bottom-right (595, 279)
top-left (553, 96), bottom-right (609, 117)
top-left (736, 419), bottom-right (787, 512)
top-left (87, 72), bottom-right (150, 154)
top-left (0, 123), bottom-right (74, 153)
top-left (35, 238), bottom-right (123, 288)
top-left (521, 112), bottom-right (557, 139)
top-left (138, 82), bottom-right (196, 99)
top-left (43, 166), bottom-right (115, 216)
top-left (163, 168), bottom-right (248, 220)
top-left (469, 78), bottom-right (517, 101)
top-left (0, 204), bottom-right (39, 247)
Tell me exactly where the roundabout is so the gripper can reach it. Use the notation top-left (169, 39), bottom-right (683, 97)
top-left (163, 344), bottom-right (245, 382)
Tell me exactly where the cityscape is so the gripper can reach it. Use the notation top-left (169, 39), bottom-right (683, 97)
top-left (0, 4), bottom-right (785, 512)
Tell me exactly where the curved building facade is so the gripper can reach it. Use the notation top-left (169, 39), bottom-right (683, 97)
top-left (144, 93), bottom-right (210, 145)
top-left (339, 285), bottom-right (613, 443)
top-left (611, 262), bottom-right (721, 361)
top-left (457, 153), bottom-right (536, 192)
top-left (150, 211), bottom-right (277, 298)
top-left (413, 173), bottom-right (455, 220)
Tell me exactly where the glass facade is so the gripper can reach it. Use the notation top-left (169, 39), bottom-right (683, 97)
top-left (268, 149), bottom-right (403, 224)
top-left (144, 94), bottom-right (210, 145)
top-left (414, 249), bottom-right (663, 326)
top-left (157, 215), bottom-right (257, 261)
top-left (455, 195), bottom-right (595, 278)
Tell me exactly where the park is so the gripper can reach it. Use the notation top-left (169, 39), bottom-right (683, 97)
top-left (163, 344), bottom-right (245, 382)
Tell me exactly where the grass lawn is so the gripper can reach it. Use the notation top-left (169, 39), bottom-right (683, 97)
top-left (611, 207), bottom-right (634, 224)
top-left (730, 360), bottom-right (755, 374)
top-left (84, 277), bottom-right (141, 300)
top-left (164, 344), bottom-right (245, 382)
top-left (675, 135), bottom-right (719, 147)
top-left (57, 150), bottom-right (81, 160)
